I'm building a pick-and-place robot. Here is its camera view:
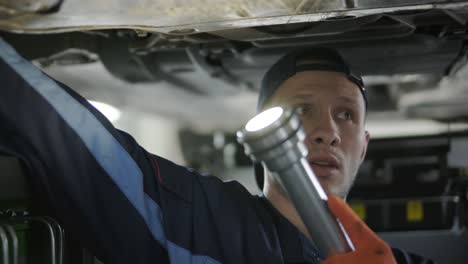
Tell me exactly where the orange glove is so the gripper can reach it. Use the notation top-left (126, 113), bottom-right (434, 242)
top-left (321, 195), bottom-right (397, 264)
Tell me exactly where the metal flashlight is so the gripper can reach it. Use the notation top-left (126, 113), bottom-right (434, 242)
top-left (236, 107), bottom-right (353, 257)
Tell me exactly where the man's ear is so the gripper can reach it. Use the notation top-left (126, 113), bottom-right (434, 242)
top-left (360, 130), bottom-right (370, 163)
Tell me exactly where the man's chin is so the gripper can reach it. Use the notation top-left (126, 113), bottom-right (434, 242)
top-left (318, 178), bottom-right (335, 193)
top-left (320, 182), bottom-right (347, 199)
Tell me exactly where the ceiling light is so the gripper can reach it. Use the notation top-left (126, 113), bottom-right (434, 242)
top-left (88, 100), bottom-right (121, 123)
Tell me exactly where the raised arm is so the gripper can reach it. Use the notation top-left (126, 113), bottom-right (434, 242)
top-left (0, 37), bottom-right (183, 263)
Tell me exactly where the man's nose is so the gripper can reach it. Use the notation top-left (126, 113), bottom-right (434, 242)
top-left (305, 115), bottom-right (341, 147)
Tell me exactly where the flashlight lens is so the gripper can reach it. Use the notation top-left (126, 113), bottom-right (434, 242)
top-left (245, 107), bottom-right (283, 132)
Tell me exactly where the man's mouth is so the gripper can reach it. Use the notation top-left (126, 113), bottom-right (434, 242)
top-left (311, 161), bottom-right (335, 166)
top-left (308, 157), bottom-right (340, 178)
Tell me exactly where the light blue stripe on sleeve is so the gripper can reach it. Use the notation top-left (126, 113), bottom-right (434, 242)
top-left (0, 38), bottom-right (221, 264)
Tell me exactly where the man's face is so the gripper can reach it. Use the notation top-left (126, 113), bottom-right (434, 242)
top-left (268, 71), bottom-right (370, 198)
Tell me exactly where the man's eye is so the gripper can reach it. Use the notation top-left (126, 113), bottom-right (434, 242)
top-left (337, 111), bottom-right (353, 120)
top-left (294, 105), bottom-right (311, 116)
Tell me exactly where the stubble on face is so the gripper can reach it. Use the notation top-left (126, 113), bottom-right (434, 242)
top-left (265, 71), bottom-right (370, 198)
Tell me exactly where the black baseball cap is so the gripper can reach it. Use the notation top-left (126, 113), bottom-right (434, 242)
top-left (257, 47), bottom-right (367, 111)
top-left (254, 47), bottom-right (367, 190)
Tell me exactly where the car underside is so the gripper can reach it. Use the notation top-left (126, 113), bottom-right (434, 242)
top-left (2, 0), bottom-right (468, 128)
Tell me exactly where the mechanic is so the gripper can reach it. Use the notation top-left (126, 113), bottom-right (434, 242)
top-left (0, 36), bottom-right (432, 263)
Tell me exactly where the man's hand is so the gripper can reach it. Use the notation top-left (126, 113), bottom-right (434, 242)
top-left (321, 195), bottom-right (397, 264)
